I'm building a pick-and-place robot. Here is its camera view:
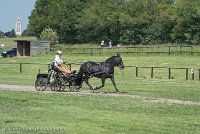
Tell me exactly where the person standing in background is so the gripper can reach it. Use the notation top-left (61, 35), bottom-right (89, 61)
top-left (109, 40), bottom-right (112, 48)
top-left (100, 40), bottom-right (104, 47)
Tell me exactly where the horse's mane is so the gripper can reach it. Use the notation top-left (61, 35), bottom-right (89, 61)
top-left (105, 56), bottom-right (118, 63)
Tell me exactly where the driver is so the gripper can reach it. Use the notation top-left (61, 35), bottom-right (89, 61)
top-left (54, 51), bottom-right (75, 76)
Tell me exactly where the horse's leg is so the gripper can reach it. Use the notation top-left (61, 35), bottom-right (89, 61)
top-left (94, 78), bottom-right (105, 90)
top-left (77, 79), bottom-right (84, 89)
top-left (110, 76), bottom-right (119, 92)
top-left (85, 77), bottom-right (93, 91)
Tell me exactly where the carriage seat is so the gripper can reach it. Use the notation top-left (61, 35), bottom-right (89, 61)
top-left (50, 62), bottom-right (77, 78)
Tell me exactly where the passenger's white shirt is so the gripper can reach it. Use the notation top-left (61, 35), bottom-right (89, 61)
top-left (54, 55), bottom-right (63, 66)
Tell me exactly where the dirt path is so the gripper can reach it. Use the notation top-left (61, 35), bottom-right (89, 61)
top-left (0, 84), bottom-right (200, 106)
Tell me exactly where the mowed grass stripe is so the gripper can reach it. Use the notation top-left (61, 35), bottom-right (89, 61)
top-left (0, 84), bottom-right (200, 106)
top-left (0, 90), bottom-right (200, 134)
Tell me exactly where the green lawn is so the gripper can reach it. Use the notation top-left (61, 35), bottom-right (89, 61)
top-left (1, 45), bottom-right (200, 133)
top-left (1, 54), bottom-right (200, 102)
top-left (1, 54), bottom-right (200, 83)
top-left (0, 90), bottom-right (199, 134)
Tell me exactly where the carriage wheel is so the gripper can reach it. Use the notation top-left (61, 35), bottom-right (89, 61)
top-left (69, 80), bottom-right (80, 92)
top-left (60, 78), bottom-right (65, 91)
top-left (63, 79), bottom-right (70, 91)
top-left (50, 78), bottom-right (63, 91)
top-left (66, 77), bottom-right (76, 92)
top-left (35, 78), bottom-right (47, 91)
top-left (50, 82), bottom-right (55, 91)
top-left (69, 81), bottom-right (75, 92)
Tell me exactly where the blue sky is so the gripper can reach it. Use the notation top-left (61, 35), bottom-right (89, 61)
top-left (0, 0), bottom-right (35, 32)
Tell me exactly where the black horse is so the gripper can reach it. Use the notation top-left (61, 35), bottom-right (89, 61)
top-left (77, 53), bottom-right (124, 92)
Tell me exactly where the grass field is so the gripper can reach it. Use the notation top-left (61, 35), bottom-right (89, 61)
top-left (0, 89), bottom-right (200, 134)
top-left (0, 38), bottom-right (200, 133)
top-left (1, 54), bottom-right (200, 83)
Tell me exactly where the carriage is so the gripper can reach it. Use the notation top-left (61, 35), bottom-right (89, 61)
top-left (35, 53), bottom-right (124, 92)
top-left (34, 64), bottom-right (82, 92)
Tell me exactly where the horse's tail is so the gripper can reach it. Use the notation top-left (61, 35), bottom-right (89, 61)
top-left (76, 64), bottom-right (84, 87)
top-left (77, 64), bottom-right (84, 77)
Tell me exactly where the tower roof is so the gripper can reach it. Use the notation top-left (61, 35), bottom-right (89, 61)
top-left (17, 17), bottom-right (21, 21)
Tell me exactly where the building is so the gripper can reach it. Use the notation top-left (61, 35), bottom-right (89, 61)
top-left (15, 17), bottom-right (22, 37)
top-left (15, 40), bottom-right (51, 56)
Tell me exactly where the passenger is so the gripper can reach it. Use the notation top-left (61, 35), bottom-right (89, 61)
top-left (54, 51), bottom-right (75, 77)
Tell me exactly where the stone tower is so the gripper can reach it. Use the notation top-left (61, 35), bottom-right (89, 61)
top-left (15, 17), bottom-right (22, 37)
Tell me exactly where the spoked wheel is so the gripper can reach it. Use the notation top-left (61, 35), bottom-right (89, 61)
top-left (60, 78), bottom-right (66, 91)
top-left (35, 78), bottom-right (47, 91)
top-left (64, 77), bottom-right (74, 92)
top-left (50, 78), bottom-right (63, 91)
top-left (69, 80), bottom-right (80, 92)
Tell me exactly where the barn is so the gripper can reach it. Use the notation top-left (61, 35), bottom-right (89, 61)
top-left (15, 40), bottom-right (51, 56)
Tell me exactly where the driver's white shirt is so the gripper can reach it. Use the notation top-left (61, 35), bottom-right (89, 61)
top-left (54, 55), bottom-right (63, 66)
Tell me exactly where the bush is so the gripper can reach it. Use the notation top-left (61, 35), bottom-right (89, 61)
top-left (40, 28), bottom-right (58, 45)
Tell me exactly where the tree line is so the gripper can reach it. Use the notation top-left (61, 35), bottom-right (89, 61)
top-left (0, 29), bottom-right (16, 38)
top-left (27, 0), bottom-right (200, 45)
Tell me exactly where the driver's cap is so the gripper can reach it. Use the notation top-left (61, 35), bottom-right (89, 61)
top-left (56, 51), bottom-right (62, 55)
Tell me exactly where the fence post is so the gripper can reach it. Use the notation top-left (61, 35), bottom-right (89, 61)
top-left (186, 68), bottom-right (188, 80)
top-left (168, 68), bottom-right (171, 79)
top-left (151, 67), bottom-right (154, 78)
top-left (108, 48), bottom-right (111, 54)
top-left (136, 66), bottom-right (138, 77)
top-left (90, 48), bottom-right (93, 55)
top-left (100, 48), bottom-right (102, 55)
top-left (69, 64), bottom-right (71, 71)
top-left (20, 63), bottom-right (22, 73)
top-left (191, 46), bottom-right (193, 56)
top-left (191, 69), bottom-right (194, 80)
top-left (199, 69), bottom-right (200, 81)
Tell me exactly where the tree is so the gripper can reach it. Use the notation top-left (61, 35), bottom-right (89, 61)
top-left (57, 0), bottom-right (90, 43)
top-left (28, 0), bottom-right (90, 43)
top-left (76, 0), bottom-right (130, 44)
top-left (0, 30), bottom-right (4, 37)
top-left (28, 0), bottom-right (56, 38)
top-left (144, 0), bottom-right (175, 44)
top-left (22, 29), bottom-right (35, 37)
top-left (40, 27), bottom-right (58, 45)
top-left (172, 0), bottom-right (200, 44)
top-left (28, 0), bottom-right (200, 45)
top-left (4, 29), bottom-right (16, 37)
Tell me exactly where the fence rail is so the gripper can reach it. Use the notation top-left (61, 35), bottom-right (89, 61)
top-left (0, 63), bottom-right (72, 73)
top-left (125, 66), bottom-right (199, 80)
top-left (52, 45), bottom-right (200, 55)
top-left (0, 62), bottom-right (200, 81)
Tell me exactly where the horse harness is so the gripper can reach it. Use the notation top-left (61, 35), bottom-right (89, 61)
top-left (86, 62), bottom-right (114, 77)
